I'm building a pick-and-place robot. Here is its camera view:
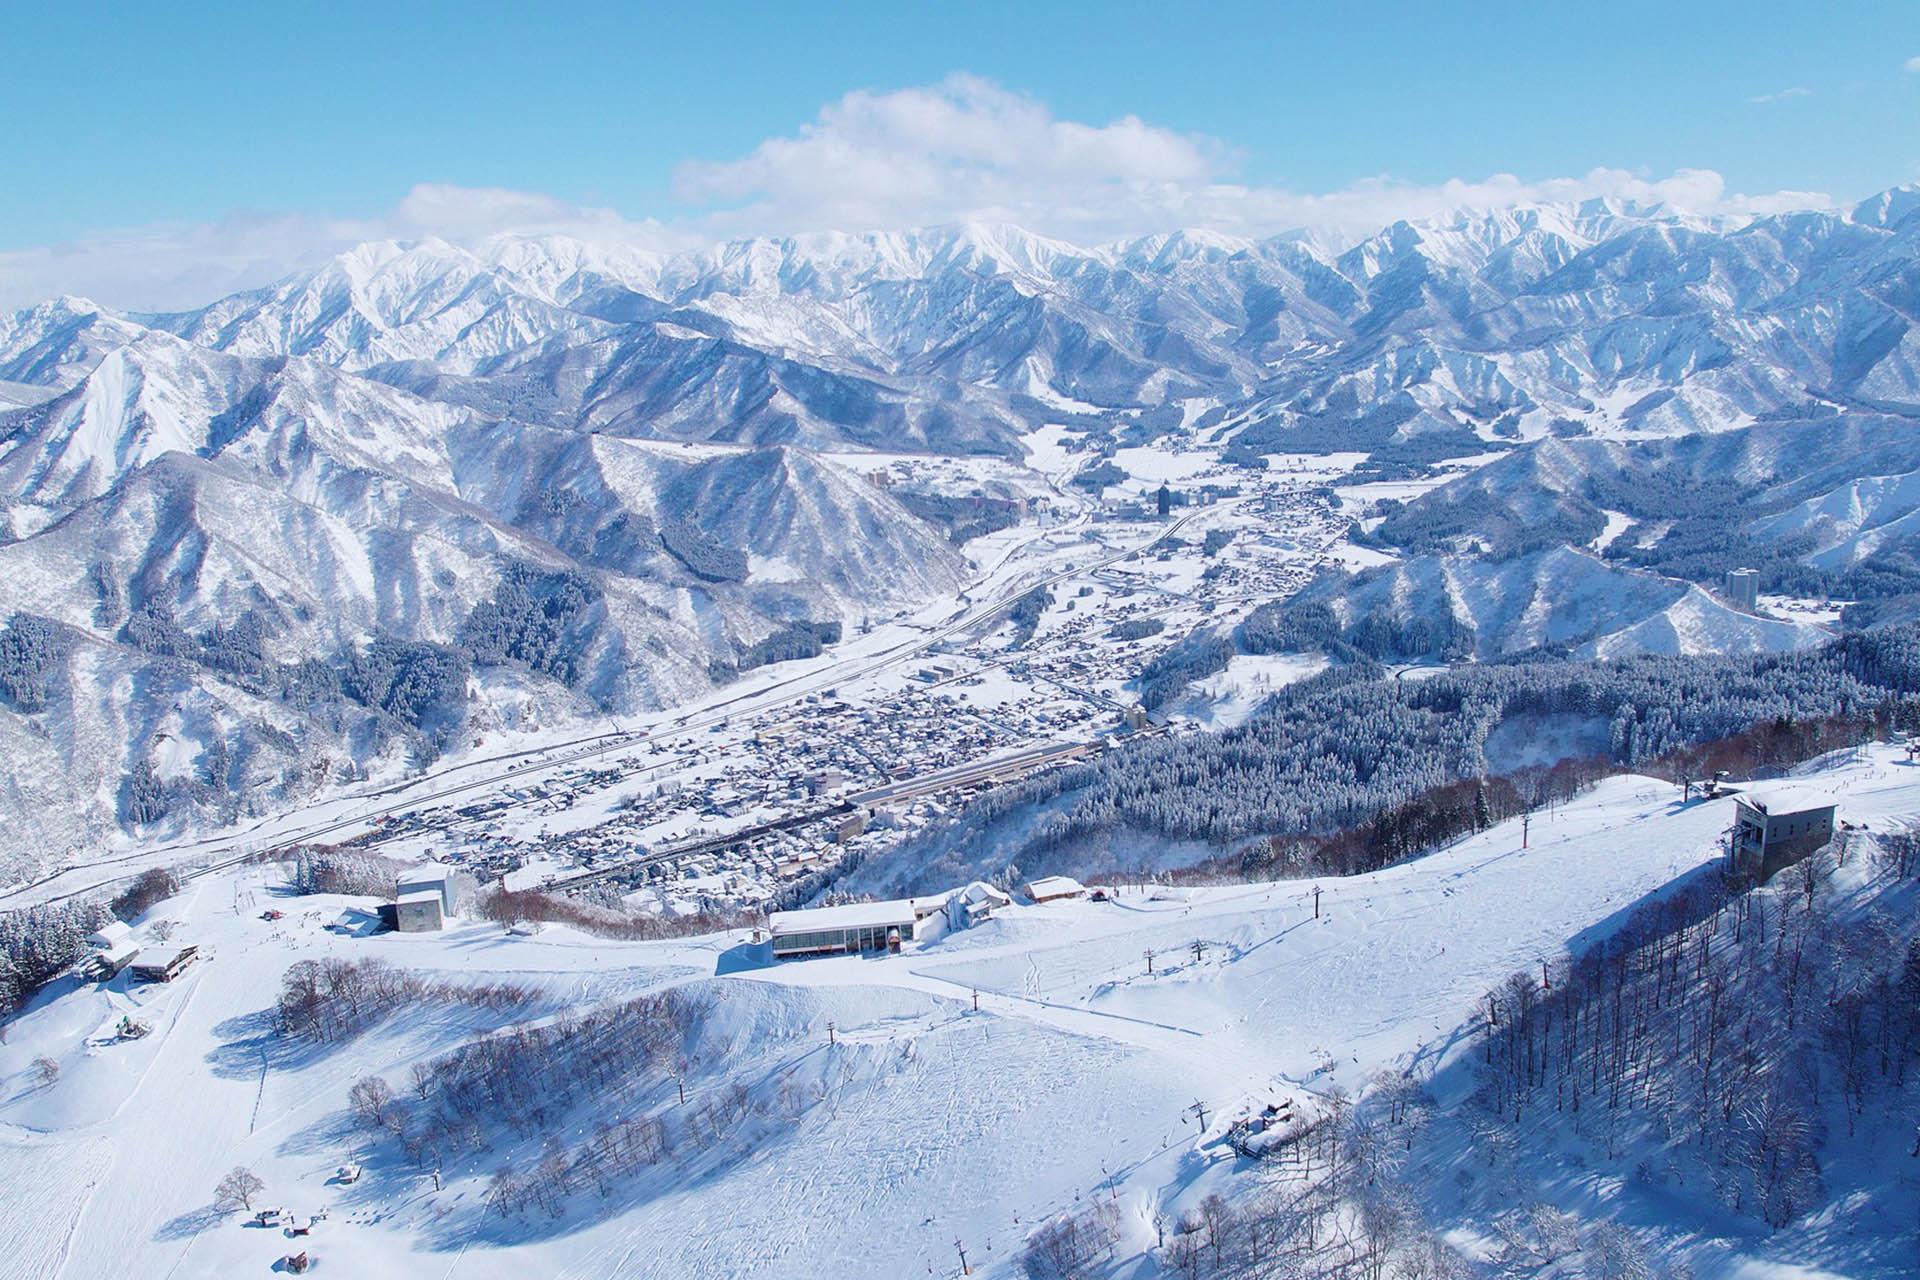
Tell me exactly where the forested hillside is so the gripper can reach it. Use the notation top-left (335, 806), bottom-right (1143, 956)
top-left (852, 625), bottom-right (1920, 894)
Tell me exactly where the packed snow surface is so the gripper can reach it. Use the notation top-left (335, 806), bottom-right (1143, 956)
top-left (7, 745), bottom-right (1917, 1277)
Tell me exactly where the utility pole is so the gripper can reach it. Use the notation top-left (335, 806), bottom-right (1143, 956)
top-left (1144, 948), bottom-right (1155, 975)
top-left (971, 988), bottom-right (979, 1012)
top-left (674, 1076), bottom-right (686, 1105)
top-left (1522, 811), bottom-right (1531, 849)
top-left (1312, 886), bottom-right (1321, 919)
top-left (1187, 1098), bottom-right (1210, 1129)
top-left (827, 1021), bottom-right (836, 1047)
top-left (1191, 939), bottom-right (1205, 965)
top-left (954, 1238), bottom-right (971, 1275)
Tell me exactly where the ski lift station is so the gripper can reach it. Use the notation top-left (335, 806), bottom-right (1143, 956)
top-left (1730, 786), bottom-right (1837, 881)
top-left (769, 881), bottom-right (1025, 958)
top-left (768, 898), bottom-right (922, 957)
top-left (393, 862), bottom-right (461, 932)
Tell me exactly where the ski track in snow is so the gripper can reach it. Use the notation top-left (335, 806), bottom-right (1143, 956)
top-left (4, 746), bottom-right (1919, 1276)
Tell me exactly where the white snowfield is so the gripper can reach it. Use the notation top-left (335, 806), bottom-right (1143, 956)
top-left (4, 746), bottom-right (1916, 1278)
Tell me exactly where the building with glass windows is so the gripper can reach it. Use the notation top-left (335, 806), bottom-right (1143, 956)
top-left (768, 899), bottom-right (921, 958)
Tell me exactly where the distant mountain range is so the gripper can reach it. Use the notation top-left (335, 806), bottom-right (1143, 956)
top-left (1, 187), bottom-right (1918, 870)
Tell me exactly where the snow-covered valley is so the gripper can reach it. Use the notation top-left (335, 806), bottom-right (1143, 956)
top-left (6, 180), bottom-right (1920, 1280)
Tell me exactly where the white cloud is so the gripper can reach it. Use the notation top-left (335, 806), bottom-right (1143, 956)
top-left (1904, 55), bottom-right (1920, 72)
top-left (0, 76), bottom-right (1837, 313)
top-left (674, 76), bottom-right (1828, 242)
top-left (1746, 86), bottom-right (1813, 104)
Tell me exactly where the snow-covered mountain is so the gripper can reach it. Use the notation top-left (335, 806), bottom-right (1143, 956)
top-left (1298, 545), bottom-right (1828, 661)
top-left (2, 188), bottom-right (1919, 859)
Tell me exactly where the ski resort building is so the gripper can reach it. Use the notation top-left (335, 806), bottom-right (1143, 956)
top-left (951, 881), bottom-right (1012, 925)
top-left (396, 864), bottom-right (459, 916)
top-left (87, 939), bottom-right (140, 979)
top-left (1024, 875), bottom-right (1087, 903)
top-left (395, 890), bottom-right (445, 933)
top-left (86, 920), bottom-right (134, 951)
top-left (1731, 788), bottom-right (1836, 881)
top-left (768, 899), bottom-right (919, 958)
top-left (131, 946), bottom-right (198, 983)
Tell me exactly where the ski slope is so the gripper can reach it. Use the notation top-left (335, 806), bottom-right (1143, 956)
top-left (4, 745), bottom-right (1918, 1278)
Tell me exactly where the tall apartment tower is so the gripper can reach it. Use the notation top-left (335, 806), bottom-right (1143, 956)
top-left (1726, 567), bottom-right (1760, 612)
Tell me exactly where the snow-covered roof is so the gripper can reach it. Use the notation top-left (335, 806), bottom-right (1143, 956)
top-left (1736, 785), bottom-right (1834, 817)
top-left (87, 920), bottom-right (133, 949)
top-left (397, 864), bottom-right (451, 889)
top-left (1024, 875), bottom-right (1086, 900)
top-left (396, 890), bottom-right (443, 907)
top-left (960, 881), bottom-right (1012, 905)
top-left (97, 939), bottom-right (140, 966)
top-left (769, 898), bottom-right (919, 934)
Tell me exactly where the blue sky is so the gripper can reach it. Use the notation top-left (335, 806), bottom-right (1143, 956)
top-left (3, 1), bottom-right (1917, 307)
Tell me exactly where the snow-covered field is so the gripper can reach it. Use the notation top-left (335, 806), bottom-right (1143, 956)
top-left (8, 744), bottom-right (1917, 1277)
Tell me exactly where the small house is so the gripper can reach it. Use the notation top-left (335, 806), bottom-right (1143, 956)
top-left (88, 939), bottom-right (140, 980)
top-left (131, 946), bottom-right (198, 983)
top-left (86, 920), bottom-right (134, 951)
top-left (951, 881), bottom-right (1012, 927)
top-left (910, 893), bottom-right (953, 923)
top-left (1023, 876), bottom-right (1086, 904)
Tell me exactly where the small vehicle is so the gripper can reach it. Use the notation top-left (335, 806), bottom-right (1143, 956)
top-left (261, 909), bottom-right (285, 922)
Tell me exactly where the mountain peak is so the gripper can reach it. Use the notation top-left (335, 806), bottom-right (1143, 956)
top-left (1851, 184), bottom-right (1920, 230)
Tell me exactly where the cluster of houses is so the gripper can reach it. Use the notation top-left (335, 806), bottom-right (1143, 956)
top-left (766, 875), bottom-right (1088, 959)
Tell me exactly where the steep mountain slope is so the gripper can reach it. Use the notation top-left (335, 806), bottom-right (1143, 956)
top-left (2, 190), bottom-right (1919, 866)
top-left (1298, 545), bottom-right (1827, 660)
top-left (0, 325), bottom-right (967, 858)
top-left (1372, 414), bottom-right (1920, 602)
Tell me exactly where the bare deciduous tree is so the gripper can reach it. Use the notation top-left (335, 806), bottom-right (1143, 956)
top-left (214, 1166), bottom-right (266, 1212)
top-left (348, 1074), bottom-right (398, 1131)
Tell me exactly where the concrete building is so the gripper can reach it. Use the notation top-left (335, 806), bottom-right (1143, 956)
top-left (395, 890), bottom-right (445, 933)
top-left (396, 864), bottom-right (458, 917)
top-left (768, 898), bottom-right (919, 958)
top-left (1731, 788), bottom-right (1836, 881)
top-left (1725, 567), bottom-right (1760, 612)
